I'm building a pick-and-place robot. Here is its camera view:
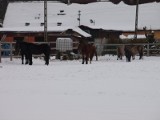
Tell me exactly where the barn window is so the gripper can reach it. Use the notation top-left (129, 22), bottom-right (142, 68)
top-left (57, 10), bottom-right (66, 15)
top-left (25, 22), bottom-right (30, 26)
top-left (14, 37), bottom-right (24, 42)
top-left (57, 22), bottom-right (62, 26)
top-left (56, 38), bottom-right (73, 52)
top-left (40, 23), bottom-right (44, 26)
top-left (35, 36), bottom-right (44, 42)
top-left (60, 10), bottom-right (64, 13)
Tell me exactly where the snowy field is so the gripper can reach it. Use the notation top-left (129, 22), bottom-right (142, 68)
top-left (0, 55), bottom-right (160, 120)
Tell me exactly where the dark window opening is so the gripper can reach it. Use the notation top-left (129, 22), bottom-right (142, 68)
top-left (35, 36), bottom-right (44, 42)
top-left (14, 37), bottom-right (24, 42)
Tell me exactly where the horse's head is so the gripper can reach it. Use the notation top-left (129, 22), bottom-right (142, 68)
top-left (77, 40), bottom-right (87, 49)
top-left (14, 41), bottom-right (21, 55)
top-left (77, 42), bottom-right (85, 54)
top-left (77, 42), bottom-right (81, 49)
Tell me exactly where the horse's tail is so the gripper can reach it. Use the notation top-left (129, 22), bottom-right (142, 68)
top-left (138, 45), bottom-right (144, 59)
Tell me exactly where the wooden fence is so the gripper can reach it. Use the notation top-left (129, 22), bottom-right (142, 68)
top-left (95, 43), bottom-right (160, 56)
top-left (0, 42), bottom-right (160, 63)
top-left (0, 41), bottom-right (78, 62)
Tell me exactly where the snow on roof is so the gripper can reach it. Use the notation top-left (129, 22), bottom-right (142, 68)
top-left (120, 34), bottom-right (146, 39)
top-left (0, 1), bottom-right (160, 32)
top-left (72, 27), bottom-right (91, 37)
top-left (0, 26), bottom-right (72, 32)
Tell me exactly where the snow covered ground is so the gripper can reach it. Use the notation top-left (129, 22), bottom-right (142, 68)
top-left (0, 55), bottom-right (160, 120)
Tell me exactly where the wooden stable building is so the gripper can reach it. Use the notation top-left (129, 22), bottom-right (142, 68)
top-left (0, 27), bottom-right (91, 55)
top-left (79, 25), bottom-right (160, 55)
top-left (0, 1), bottom-right (160, 56)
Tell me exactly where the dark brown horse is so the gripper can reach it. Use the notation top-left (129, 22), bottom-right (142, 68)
top-left (15, 41), bottom-right (50, 65)
top-left (124, 45), bottom-right (143, 62)
top-left (117, 45), bottom-right (143, 61)
top-left (78, 41), bottom-right (98, 64)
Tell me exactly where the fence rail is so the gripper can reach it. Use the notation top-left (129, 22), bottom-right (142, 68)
top-left (95, 43), bottom-right (160, 56)
top-left (0, 42), bottom-right (160, 63)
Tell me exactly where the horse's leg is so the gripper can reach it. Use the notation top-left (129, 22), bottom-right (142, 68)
top-left (132, 55), bottom-right (135, 60)
top-left (117, 55), bottom-right (122, 60)
top-left (125, 51), bottom-right (131, 62)
top-left (25, 54), bottom-right (29, 64)
top-left (25, 59), bottom-right (29, 64)
top-left (45, 53), bottom-right (49, 65)
top-left (126, 55), bottom-right (131, 62)
top-left (139, 47), bottom-right (143, 60)
top-left (139, 51), bottom-right (143, 59)
top-left (90, 55), bottom-right (92, 64)
top-left (90, 52), bottom-right (94, 64)
top-left (128, 55), bottom-right (131, 62)
top-left (117, 54), bottom-right (120, 60)
top-left (86, 54), bottom-right (89, 64)
top-left (82, 55), bottom-right (85, 64)
top-left (29, 53), bottom-right (33, 65)
top-left (95, 51), bottom-right (98, 61)
top-left (126, 51), bottom-right (132, 62)
top-left (44, 55), bottom-right (47, 64)
top-left (131, 51), bottom-right (135, 60)
top-left (85, 56), bottom-right (88, 64)
top-left (44, 54), bottom-right (47, 65)
top-left (120, 55), bottom-right (122, 60)
top-left (21, 54), bottom-right (24, 64)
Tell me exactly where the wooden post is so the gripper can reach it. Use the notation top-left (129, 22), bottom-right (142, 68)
top-left (134, 0), bottom-right (139, 40)
top-left (10, 42), bottom-right (13, 61)
top-left (78, 10), bottom-right (81, 26)
top-left (147, 43), bottom-right (149, 56)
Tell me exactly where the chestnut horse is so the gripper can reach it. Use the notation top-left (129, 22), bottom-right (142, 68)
top-left (78, 41), bottom-right (98, 64)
